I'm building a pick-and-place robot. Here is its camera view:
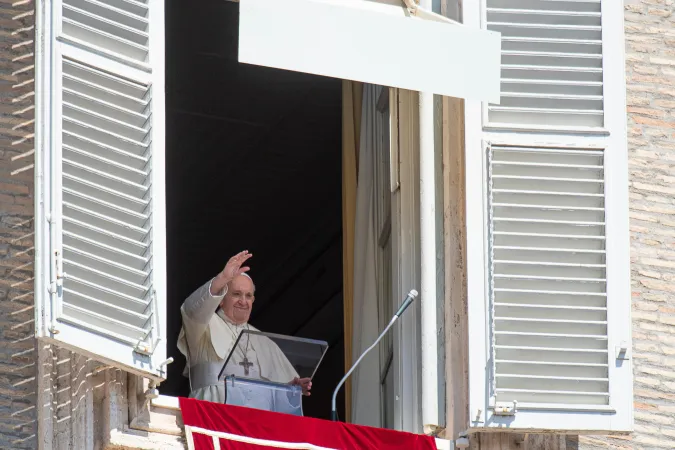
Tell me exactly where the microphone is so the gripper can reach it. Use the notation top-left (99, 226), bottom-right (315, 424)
top-left (330, 289), bottom-right (419, 421)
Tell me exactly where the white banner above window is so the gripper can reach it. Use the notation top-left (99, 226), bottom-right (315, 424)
top-left (238, 0), bottom-right (501, 103)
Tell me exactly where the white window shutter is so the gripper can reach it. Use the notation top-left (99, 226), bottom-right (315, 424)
top-left (36, 0), bottom-right (167, 379)
top-left (466, 0), bottom-right (632, 432)
top-left (485, 0), bottom-right (604, 129)
top-left (488, 143), bottom-right (610, 408)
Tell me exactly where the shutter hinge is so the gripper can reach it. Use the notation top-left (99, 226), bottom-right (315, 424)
top-left (493, 401), bottom-right (517, 416)
top-left (55, 250), bottom-right (65, 286)
top-left (48, 246), bottom-right (65, 335)
top-left (616, 342), bottom-right (630, 360)
top-left (47, 252), bottom-right (66, 291)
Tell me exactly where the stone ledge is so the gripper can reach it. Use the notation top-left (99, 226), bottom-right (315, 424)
top-left (108, 428), bottom-right (186, 450)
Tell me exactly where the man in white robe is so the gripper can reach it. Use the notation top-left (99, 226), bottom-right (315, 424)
top-left (177, 250), bottom-right (312, 415)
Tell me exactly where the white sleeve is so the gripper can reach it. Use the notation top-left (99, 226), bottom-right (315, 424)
top-left (181, 278), bottom-right (228, 323)
top-left (180, 278), bottom-right (228, 344)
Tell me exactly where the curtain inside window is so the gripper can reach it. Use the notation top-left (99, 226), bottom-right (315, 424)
top-left (341, 80), bottom-right (362, 423)
top-left (349, 84), bottom-right (383, 427)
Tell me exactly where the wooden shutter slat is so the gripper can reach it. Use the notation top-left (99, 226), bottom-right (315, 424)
top-left (62, 0), bottom-right (150, 63)
top-left (487, 7), bottom-right (601, 18)
top-left (63, 288), bottom-right (150, 321)
top-left (63, 5), bottom-right (149, 42)
top-left (63, 145), bottom-right (149, 181)
top-left (63, 201), bottom-right (148, 233)
top-left (61, 302), bottom-right (148, 341)
top-left (66, 0), bottom-right (149, 28)
top-left (496, 331), bottom-right (607, 338)
top-left (65, 260), bottom-right (148, 297)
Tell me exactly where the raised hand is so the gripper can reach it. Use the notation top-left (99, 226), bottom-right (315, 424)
top-left (210, 250), bottom-right (253, 295)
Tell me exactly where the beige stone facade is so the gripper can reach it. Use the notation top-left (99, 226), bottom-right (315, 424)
top-left (615, 1), bottom-right (675, 449)
top-left (1, 1), bottom-right (675, 449)
top-left (0, 0), bottom-right (37, 447)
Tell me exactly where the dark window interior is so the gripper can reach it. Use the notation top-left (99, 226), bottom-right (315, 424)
top-left (162, 0), bottom-right (345, 420)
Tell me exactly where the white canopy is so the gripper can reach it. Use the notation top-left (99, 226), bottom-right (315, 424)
top-left (238, 0), bottom-right (501, 103)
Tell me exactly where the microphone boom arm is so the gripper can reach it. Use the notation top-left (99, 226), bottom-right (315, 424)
top-left (330, 289), bottom-right (418, 421)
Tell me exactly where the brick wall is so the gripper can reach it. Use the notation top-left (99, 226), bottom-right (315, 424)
top-left (0, 0), bottom-right (38, 448)
top-left (576, 2), bottom-right (675, 449)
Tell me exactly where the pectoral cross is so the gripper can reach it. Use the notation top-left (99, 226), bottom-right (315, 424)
top-left (239, 357), bottom-right (253, 376)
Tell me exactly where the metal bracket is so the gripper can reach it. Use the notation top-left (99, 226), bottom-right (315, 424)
top-left (133, 326), bottom-right (159, 356)
top-left (472, 408), bottom-right (484, 424)
top-left (145, 379), bottom-right (160, 399)
top-left (134, 333), bottom-right (161, 356)
top-left (616, 342), bottom-right (630, 360)
top-left (493, 401), bottom-right (517, 416)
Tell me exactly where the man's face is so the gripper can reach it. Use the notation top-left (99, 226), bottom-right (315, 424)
top-left (220, 275), bottom-right (255, 325)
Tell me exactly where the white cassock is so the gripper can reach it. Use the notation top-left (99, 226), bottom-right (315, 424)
top-left (177, 279), bottom-right (303, 415)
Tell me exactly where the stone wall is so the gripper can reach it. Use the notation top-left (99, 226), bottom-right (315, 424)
top-left (0, 0), bottom-right (37, 448)
top-left (37, 347), bottom-right (126, 450)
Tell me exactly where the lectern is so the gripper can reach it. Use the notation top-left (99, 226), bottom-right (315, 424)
top-left (218, 330), bottom-right (328, 416)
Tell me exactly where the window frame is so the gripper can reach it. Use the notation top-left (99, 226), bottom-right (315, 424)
top-left (374, 86), bottom-right (395, 429)
top-left (390, 88), bottom-right (423, 433)
top-left (139, 87), bottom-right (428, 436)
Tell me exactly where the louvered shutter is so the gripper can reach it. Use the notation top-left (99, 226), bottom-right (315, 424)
top-left (485, 0), bottom-right (604, 129)
top-left (488, 144), bottom-right (609, 407)
top-left (36, 0), bottom-right (167, 379)
top-left (465, 0), bottom-right (632, 432)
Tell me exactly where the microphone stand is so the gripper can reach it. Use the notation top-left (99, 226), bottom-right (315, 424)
top-left (331, 289), bottom-right (419, 421)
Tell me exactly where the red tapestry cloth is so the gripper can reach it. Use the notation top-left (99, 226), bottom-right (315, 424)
top-left (179, 397), bottom-right (439, 450)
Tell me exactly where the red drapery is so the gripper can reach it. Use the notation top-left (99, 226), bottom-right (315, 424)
top-left (179, 397), bottom-right (438, 450)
